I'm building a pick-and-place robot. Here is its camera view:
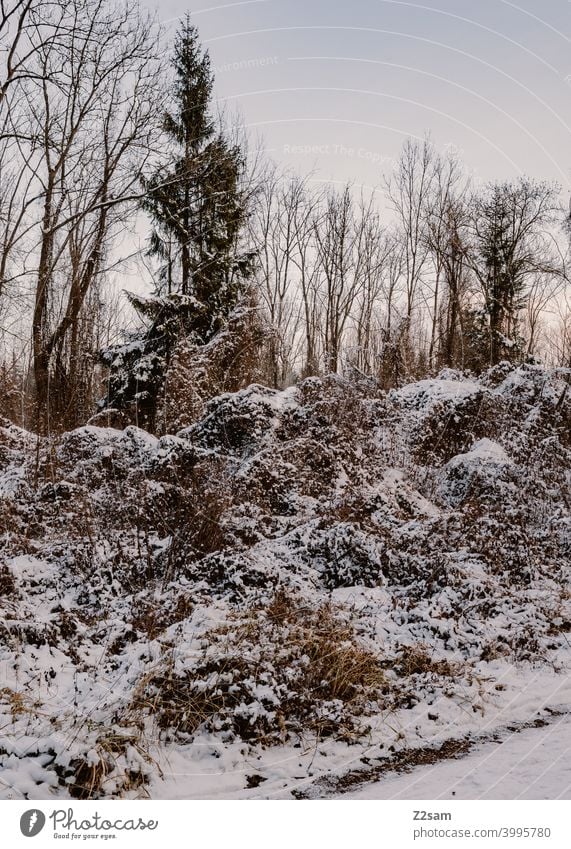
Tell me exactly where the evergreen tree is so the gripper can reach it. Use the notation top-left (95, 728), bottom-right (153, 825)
top-left (101, 17), bottom-right (255, 429)
top-left (142, 15), bottom-right (253, 335)
top-left (466, 178), bottom-right (560, 369)
top-left (475, 184), bottom-right (526, 365)
top-left (100, 292), bottom-right (198, 430)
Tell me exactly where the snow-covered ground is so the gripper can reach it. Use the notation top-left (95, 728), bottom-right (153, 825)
top-left (0, 363), bottom-right (570, 799)
top-left (345, 714), bottom-right (571, 800)
top-left (136, 662), bottom-right (571, 800)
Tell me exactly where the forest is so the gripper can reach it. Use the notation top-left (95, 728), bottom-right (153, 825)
top-left (0, 0), bottom-right (569, 435)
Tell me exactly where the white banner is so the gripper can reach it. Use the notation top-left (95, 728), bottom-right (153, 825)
top-left (1, 800), bottom-right (569, 849)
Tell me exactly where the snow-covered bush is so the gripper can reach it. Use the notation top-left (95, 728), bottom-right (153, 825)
top-left (132, 592), bottom-right (388, 744)
top-left (0, 362), bottom-right (570, 797)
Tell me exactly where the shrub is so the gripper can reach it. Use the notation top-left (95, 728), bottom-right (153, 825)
top-left (131, 592), bottom-right (388, 744)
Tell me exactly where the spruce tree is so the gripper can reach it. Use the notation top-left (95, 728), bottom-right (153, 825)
top-left (142, 15), bottom-right (252, 335)
top-left (476, 184), bottom-right (525, 365)
top-left (100, 17), bottom-right (255, 429)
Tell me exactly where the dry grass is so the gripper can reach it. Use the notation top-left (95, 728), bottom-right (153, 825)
top-left (0, 687), bottom-right (30, 720)
top-left (61, 729), bottom-right (157, 800)
top-left (131, 590), bottom-right (388, 745)
top-left (394, 644), bottom-right (457, 678)
top-left (129, 594), bottom-right (193, 641)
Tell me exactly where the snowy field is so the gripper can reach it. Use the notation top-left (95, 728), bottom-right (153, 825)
top-left (345, 715), bottom-right (571, 800)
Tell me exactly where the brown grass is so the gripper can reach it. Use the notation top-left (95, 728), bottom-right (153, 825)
top-left (131, 590), bottom-right (388, 745)
top-left (130, 594), bottom-right (193, 640)
top-left (62, 730), bottom-right (157, 799)
top-left (395, 644), bottom-right (457, 678)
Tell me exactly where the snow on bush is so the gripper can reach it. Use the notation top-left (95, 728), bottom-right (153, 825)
top-left (0, 363), bottom-right (570, 797)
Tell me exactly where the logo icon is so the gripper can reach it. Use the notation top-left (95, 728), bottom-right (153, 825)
top-left (20, 810), bottom-right (46, 837)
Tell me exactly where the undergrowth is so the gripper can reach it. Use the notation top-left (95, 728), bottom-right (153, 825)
top-left (132, 591), bottom-right (388, 744)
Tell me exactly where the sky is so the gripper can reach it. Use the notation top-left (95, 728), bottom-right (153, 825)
top-left (143, 0), bottom-right (571, 203)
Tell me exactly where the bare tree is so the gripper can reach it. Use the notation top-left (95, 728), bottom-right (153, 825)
top-left (348, 197), bottom-right (392, 374)
top-left (19, 0), bottom-right (162, 429)
top-left (423, 151), bottom-right (471, 369)
top-left (312, 185), bottom-right (364, 373)
top-left (0, 0), bottom-right (41, 109)
top-left (0, 0), bottom-right (63, 309)
top-left (289, 181), bottom-right (323, 377)
top-left (385, 139), bottom-right (436, 320)
top-left (251, 168), bottom-right (306, 386)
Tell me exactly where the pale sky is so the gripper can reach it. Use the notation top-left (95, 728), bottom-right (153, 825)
top-left (143, 0), bottom-right (571, 201)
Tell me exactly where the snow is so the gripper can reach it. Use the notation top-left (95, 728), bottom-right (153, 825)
top-left (392, 376), bottom-right (481, 409)
top-left (345, 714), bottom-right (571, 800)
top-left (137, 664), bottom-right (571, 800)
top-left (0, 363), bottom-right (570, 799)
top-left (457, 438), bottom-right (512, 465)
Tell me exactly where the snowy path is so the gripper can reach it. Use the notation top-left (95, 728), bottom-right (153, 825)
top-left (344, 715), bottom-right (571, 800)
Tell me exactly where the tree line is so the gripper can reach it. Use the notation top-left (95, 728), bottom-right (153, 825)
top-left (254, 150), bottom-right (568, 388)
top-left (0, 0), bottom-right (569, 435)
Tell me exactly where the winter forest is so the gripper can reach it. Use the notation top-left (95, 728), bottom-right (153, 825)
top-left (0, 0), bottom-right (571, 801)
